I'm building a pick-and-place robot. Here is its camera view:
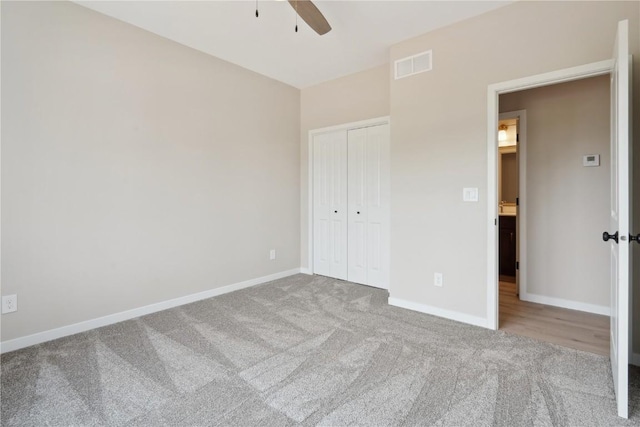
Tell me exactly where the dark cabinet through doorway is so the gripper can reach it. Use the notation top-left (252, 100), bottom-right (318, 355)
top-left (499, 215), bottom-right (516, 277)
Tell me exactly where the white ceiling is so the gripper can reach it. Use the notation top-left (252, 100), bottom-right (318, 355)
top-left (75, 1), bottom-right (512, 88)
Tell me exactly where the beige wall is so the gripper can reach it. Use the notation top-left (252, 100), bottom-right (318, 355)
top-left (388, 0), bottom-right (640, 338)
top-left (500, 76), bottom-right (610, 308)
top-left (300, 65), bottom-right (390, 268)
top-left (1, 1), bottom-right (300, 341)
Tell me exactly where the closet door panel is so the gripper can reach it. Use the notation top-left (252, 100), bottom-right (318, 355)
top-left (347, 128), bottom-right (368, 285)
top-left (313, 131), bottom-right (348, 280)
top-left (365, 124), bottom-right (390, 289)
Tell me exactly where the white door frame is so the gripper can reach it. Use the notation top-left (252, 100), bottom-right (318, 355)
top-left (498, 110), bottom-right (526, 297)
top-left (307, 116), bottom-right (391, 275)
top-left (486, 60), bottom-right (613, 330)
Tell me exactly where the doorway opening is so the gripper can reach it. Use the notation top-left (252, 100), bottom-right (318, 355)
top-left (497, 114), bottom-right (520, 287)
top-left (486, 60), bottom-right (618, 353)
top-left (487, 59), bottom-right (614, 327)
top-left (495, 77), bottom-right (612, 356)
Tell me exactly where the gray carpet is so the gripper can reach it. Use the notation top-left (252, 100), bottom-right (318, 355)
top-left (1, 274), bottom-right (639, 426)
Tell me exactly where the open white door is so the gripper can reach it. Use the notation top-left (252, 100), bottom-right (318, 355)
top-left (606, 19), bottom-right (630, 419)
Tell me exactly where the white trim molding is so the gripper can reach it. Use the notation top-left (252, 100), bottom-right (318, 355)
top-left (519, 292), bottom-right (610, 316)
top-left (498, 110), bottom-right (527, 301)
top-left (0, 268), bottom-right (302, 354)
top-left (389, 297), bottom-right (488, 329)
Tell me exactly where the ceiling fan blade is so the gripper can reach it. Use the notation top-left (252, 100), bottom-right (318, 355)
top-left (288, 0), bottom-right (332, 35)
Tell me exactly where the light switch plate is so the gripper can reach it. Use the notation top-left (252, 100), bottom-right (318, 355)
top-left (463, 187), bottom-right (479, 202)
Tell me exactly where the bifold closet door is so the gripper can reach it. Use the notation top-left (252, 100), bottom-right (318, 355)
top-left (347, 124), bottom-right (390, 289)
top-left (313, 131), bottom-right (348, 280)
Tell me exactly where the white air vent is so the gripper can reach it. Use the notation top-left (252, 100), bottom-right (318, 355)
top-left (394, 50), bottom-right (432, 80)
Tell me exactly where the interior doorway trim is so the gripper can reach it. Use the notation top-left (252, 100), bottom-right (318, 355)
top-left (498, 110), bottom-right (527, 300)
top-left (306, 116), bottom-right (391, 275)
top-left (486, 59), bottom-right (613, 330)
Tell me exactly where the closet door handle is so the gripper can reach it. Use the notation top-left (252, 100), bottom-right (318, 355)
top-left (602, 231), bottom-right (618, 243)
top-left (630, 233), bottom-right (640, 244)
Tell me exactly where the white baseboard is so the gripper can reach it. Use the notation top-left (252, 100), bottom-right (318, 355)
top-left (0, 268), bottom-right (301, 354)
top-left (632, 352), bottom-right (640, 367)
top-left (299, 268), bottom-right (312, 275)
top-left (388, 297), bottom-right (488, 329)
top-left (519, 291), bottom-right (610, 316)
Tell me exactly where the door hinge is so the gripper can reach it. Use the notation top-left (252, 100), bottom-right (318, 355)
top-left (495, 218), bottom-right (497, 226)
top-left (516, 261), bottom-right (519, 270)
top-left (516, 197), bottom-right (519, 206)
top-left (516, 133), bottom-right (519, 143)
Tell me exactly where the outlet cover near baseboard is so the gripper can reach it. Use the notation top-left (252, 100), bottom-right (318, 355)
top-left (2, 295), bottom-right (18, 314)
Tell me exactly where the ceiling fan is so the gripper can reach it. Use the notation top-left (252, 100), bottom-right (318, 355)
top-left (255, 0), bottom-right (331, 35)
top-left (288, 0), bottom-right (331, 35)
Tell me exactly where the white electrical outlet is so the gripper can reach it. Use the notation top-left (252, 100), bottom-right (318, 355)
top-left (2, 295), bottom-right (18, 314)
top-left (434, 273), bottom-right (443, 287)
top-left (270, 249), bottom-right (276, 260)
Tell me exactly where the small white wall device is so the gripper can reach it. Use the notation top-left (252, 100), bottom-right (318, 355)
top-left (583, 154), bottom-right (600, 167)
top-left (463, 187), bottom-right (479, 202)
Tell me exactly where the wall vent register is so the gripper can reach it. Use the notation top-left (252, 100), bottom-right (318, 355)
top-left (394, 50), bottom-right (432, 80)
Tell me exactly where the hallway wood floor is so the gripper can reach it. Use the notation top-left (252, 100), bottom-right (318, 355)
top-left (499, 280), bottom-right (609, 356)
